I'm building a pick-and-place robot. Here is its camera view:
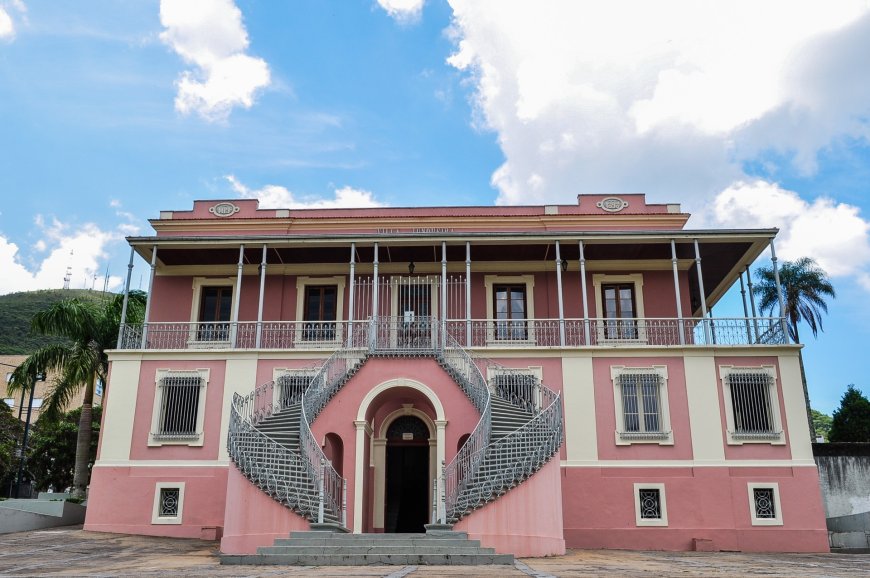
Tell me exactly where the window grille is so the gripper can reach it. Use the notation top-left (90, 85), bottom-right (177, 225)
top-left (493, 372), bottom-right (539, 410)
top-left (618, 373), bottom-right (667, 439)
top-left (727, 372), bottom-right (779, 438)
top-left (638, 488), bottom-right (662, 519)
top-left (277, 372), bottom-right (312, 407)
top-left (159, 487), bottom-right (180, 517)
top-left (154, 373), bottom-right (203, 440)
top-left (752, 488), bottom-right (776, 519)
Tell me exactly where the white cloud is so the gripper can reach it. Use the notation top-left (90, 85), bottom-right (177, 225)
top-left (0, 217), bottom-right (124, 295)
top-left (0, 1), bottom-right (26, 41)
top-left (445, 1), bottom-right (870, 206)
top-left (377, 0), bottom-right (425, 24)
top-left (226, 175), bottom-right (385, 209)
top-left (159, 0), bottom-right (271, 121)
top-left (710, 181), bottom-right (870, 279)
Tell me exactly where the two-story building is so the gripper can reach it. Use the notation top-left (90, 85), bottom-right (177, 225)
top-left (84, 194), bottom-right (829, 556)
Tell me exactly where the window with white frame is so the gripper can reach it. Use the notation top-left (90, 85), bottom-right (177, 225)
top-left (189, 278), bottom-right (237, 344)
top-left (152, 482), bottom-right (185, 524)
top-left (489, 367), bottom-right (542, 411)
top-left (611, 366), bottom-right (672, 445)
top-left (295, 276), bottom-right (346, 344)
top-left (720, 366), bottom-right (783, 445)
top-left (593, 274), bottom-right (645, 343)
top-left (747, 483), bottom-right (782, 526)
top-left (484, 275), bottom-right (535, 343)
top-left (634, 483), bottom-right (667, 526)
top-left (149, 369), bottom-right (209, 446)
top-left (274, 369), bottom-right (315, 408)
top-left (3, 398), bottom-right (13, 408)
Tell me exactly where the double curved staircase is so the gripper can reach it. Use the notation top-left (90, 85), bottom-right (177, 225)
top-left (226, 322), bottom-right (563, 532)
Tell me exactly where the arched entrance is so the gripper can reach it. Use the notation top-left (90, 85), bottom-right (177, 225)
top-left (384, 415), bottom-right (430, 533)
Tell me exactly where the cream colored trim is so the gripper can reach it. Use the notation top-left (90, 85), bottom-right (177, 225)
top-left (353, 419), bottom-right (371, 533)
top-left (633, 483), bottom-right (667, 527)
top-left (151, 482), bottom-right (185, 525)
top-left (561, 357), bottom-right (598, 462)
top-left (356, 378), bottom-right (446, 421)
top-left (373, 407), bottom-right (437, 529)
top-left (217, 356), bottom-right (258, 462)
top-left (148, 368), bottom-right (210, 447)
top-left (747, 482), bottom-right (783, 526)
top-left (560, 459), bottom-right (819, 467)
top-left (610, 365), bottom-right (673, 445)
top-left (683, 356), bottom-right (726, 463)
top-left (97, 359), bottom-right (142, 462)
top-left (719, 365), bottom-right (784, 445)
top-left (778, 355), bottom-right (814, 458)
top-left (593, 273), bottom-right (646, 344)
top-left (94, 460), bottom-right (229, 467)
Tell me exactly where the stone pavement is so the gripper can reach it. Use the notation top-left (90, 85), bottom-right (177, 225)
top-left (0, 527), bottom-right (866, 577)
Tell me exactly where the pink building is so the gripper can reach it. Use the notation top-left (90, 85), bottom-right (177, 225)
top-left (85, 194), bottom-right (829, 557)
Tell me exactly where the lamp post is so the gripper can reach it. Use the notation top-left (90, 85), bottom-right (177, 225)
top-left (14, 370), bottom-right (44, 499)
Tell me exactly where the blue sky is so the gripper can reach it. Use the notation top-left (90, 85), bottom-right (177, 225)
top-left (2, 0), bottom-right (870, 414)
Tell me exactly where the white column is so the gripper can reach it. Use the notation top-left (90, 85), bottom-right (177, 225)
top-left (435, 420), bottom-right (447, 523)
top-left (255, 244), bottom-right (267, 348)
top-left (465, 242), bottom-right (472, 347)
top-left (555, 240), bottom-right (565, 346)
top-left (231, 244), bottom-right (245, 346)
top-left (352, 420), bottom-right (368, 533)
top-left (670, 240), bottom-right (685, 345)
top-left (746, 265), bottom-right (760, 342)
top-left (441, 241), bottom-right (447, 349)
top-left (117, 246), bottom-right (135, 345)
top-left (769, 238), bottom-right (789, 343)
top-left (694, 239), bottom-right (711, 344)
top-left (140, 245), bottom-right (158, 348)
top-left (347, 243), bottom-right (356, 347)
top-left (371, 243), bottom-right (379, 349)
top-left (578, 240), bottom-right (590, 345)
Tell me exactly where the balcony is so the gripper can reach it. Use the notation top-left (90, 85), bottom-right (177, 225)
top-left (117, 316), bottom-right (786, 351)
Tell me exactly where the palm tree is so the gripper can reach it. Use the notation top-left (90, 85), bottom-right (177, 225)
top-left (753, 257), bottom-right (835, 439)
top-left (7, 291), bottom-right (146, 499)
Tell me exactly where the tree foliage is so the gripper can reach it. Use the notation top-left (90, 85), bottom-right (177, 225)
top-left (811, 409), bottom-right (832, 442)
top-left (0, 402), bottom-right (23, 488)
top-left (6, 291), bottom-right (146, 498)
top-left (27, 406), bottom-right (101, 492)
top-left (0, 289), bottom-right (102, 355)
top-left (828, 385), bottom-right (870, 443)
top-left (753, 257), bottom-right (835, 344)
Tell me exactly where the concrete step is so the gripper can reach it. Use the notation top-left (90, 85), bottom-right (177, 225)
top-left (276, 538), bottom-right (479, 548)
top-left (222, 553), bottom-right (514, 565)
top-left (258, 545), bottom-right (495, 556)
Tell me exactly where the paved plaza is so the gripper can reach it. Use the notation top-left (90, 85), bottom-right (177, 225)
top-left (0, 527), bottom-right (865, 577)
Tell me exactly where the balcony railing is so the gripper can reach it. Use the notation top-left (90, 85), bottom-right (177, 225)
top-left (117, 316), bottom-right (786, 351)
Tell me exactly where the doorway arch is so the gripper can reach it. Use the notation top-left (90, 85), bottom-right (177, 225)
top-left (383, 414), bottom-right (432, 533)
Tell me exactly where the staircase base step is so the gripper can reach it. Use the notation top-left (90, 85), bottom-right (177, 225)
top-left (221, 553), bottom-right (514, 566)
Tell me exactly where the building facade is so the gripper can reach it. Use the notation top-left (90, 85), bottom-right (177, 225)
top-left (84, 194), bottom-right (829, 556)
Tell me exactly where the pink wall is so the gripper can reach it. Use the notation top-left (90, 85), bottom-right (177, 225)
top-left (560, 465), bottom-right (828, 552)
top-left (149, 276), bottom-right (194, 322)
top-left (220, 467), bottom-right (310, 554)
top-left (85, 465), bottom-right (228, 538)
top-left (456, 458), bottom-right (565, 557)
top-left (309, 357), bottom-right (480, 531)
top-left (129, 360), bottom-right (226, 461)
top-left (592, 356), bottom-right (693, 460)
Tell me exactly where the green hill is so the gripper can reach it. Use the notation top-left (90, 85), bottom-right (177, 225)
top-left (0, 289), bottom-right (112, 355)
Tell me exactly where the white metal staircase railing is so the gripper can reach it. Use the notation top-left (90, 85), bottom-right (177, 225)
top-left (227, 315), bottom-right (563, 529)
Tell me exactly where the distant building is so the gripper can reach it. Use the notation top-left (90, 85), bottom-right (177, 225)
top-left (1, 355), bottom-right (103, 421)
top-left (85, 195), bottom-right (828, 556)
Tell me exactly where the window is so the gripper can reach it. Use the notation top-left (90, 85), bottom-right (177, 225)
top-left (493, 372), bottom-right (539, 411)
top-left (303, 285), bottom-right (337, 341)
top-left (592, 274), bottom-right (646, 343)
top-left (295, 277), bottom-right (347, 344)
top-left (611, 366), bottom-right (672, 445)
top-left (152, 482), bottom-right (185, 524)
top-left (720, 366), bottom-right (783, 445)
top-left (634, 483), bottom-right (667, 526)
top-left (4, 372), bottom-right (11, 384)
top-left (747, 483), bottom-right (782, 526)
top-left (149, 369), bottom-right (209, 446)
top-left (197, 285), bottom-right (232, 341)
top-left (493, 285), bottom-right (528, 340)
top-left (3, 398), bottom-right (13, 408)
top-left (275, 370), bottom-right (314, 408)
top-left (484, 275), bottom-right (536, 344)
top-left (32, 398), bottom-right (43, 409)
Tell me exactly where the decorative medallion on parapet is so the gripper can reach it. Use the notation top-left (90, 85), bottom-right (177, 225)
top-left (596, 197), bottom-right (629, 212)
top-left (209, 202), bottom-right (241, 217)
